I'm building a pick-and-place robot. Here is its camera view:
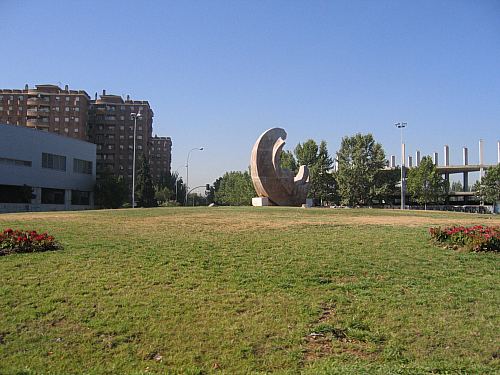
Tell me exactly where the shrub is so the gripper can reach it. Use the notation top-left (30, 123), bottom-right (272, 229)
top-left (0, 229), bottom-right (62, 256)
top-left (429, 225), bottom-right (500, 252)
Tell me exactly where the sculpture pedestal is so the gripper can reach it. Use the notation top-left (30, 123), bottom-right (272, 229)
top-left (252, 197), bottom-right (270, 206)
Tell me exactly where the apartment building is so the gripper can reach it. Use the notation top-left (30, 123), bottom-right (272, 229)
top-left (0, 84), bottom-right (90, 140)
top-left (150, 135), bottom-right (173, 182)
top-left (87, 91), bottom-right (154, 182)
top-left (1, 85), bottom-right (172, 186)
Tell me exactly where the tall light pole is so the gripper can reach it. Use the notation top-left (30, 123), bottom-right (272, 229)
top-left (395, 122), bottom-right (407, 210)
top-left (185, 147), bottom-right (204, 205)
top-left (130, 111), bottom-right (142, 208)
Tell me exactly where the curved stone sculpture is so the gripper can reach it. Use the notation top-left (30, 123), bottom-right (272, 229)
top-left (250, 128), bottom-right (310, 206)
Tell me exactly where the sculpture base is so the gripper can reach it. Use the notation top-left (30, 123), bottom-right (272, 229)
top-left (252, 197), bottom-right (270, 206)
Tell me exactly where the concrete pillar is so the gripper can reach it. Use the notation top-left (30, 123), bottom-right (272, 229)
top-left (31, 187), bottom-right (42, 205)
top-left (390, 155), bottom-right (396, 168)
top-left (444, 145), bottom-right (450, 166)
top-left (479, 139), bottom-right (484, 180)
top-left (463, 147), bottom-right (469, 192)
top-left (65, 189), bottom-right (71, 210)
top-left (407, 155), bottom-right (413, 168)
top-left (433, 152), bottom-right (439, 166)
top-left (415, 150), bottom-right (421, 167)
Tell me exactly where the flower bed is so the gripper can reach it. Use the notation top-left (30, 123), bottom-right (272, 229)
top-left (429, 225), bottom-right (500, 252)
top-left (0, 229), bottom-right (62, 256)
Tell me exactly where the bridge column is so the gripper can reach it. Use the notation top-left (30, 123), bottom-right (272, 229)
top-left (462, 147), bottom-right (469, 192)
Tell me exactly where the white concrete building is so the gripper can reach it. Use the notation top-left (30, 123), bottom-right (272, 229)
top-left (0, 124), bottom-right (96, 213)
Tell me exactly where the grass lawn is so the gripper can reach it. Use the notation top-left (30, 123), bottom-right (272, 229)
top-left (0, 207), bottom-right (499, 374)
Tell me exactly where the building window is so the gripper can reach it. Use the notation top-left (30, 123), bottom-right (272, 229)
top-left (73, 158), bottom-right (92, 174)
top-left (65, 107), bottom-right (69, 112)
top-left (65, 117), bottom-right (69, 122)
top-left (56, 96), bottom-right (60, 101)
top-left (0, 157), bottom-right (32, 167)
top-left (120, 125), bottom-right (124, 131)
top-left (137, 135), bottom-right (143, 140)
top-left (65, 97), bottom-right (70, 101)
top-left (41, 188), bottom-right (65, 204)
top-left (42, 153), bottom-right (66, 171)
top-left (75, 118), bottom-right (79, 123)
top-left (71, 190), bottom-right (89, 205)
top-left (75, 107), bottom-right (79, 112)
top-left (55, 106), bottom-right (59, 111)
top-left (138, 145), bottom-right (143, 150)
top-left (75, 97), bottom-right (80, 102)
top-left (55, 117), bottom-right (59, 122)
top-left (74, 128), bottom-right (79, 133)
top-left (0, 184), bottom-right (32, 203)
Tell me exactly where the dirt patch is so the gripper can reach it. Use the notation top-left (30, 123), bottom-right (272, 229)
top-left (303, 304), bottom-right (336, 362)
top-left (303, 303), bottom-right (379, 363)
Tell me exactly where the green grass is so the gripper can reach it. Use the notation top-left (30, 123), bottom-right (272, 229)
top-left (0, 207), bottom-right (499, 374)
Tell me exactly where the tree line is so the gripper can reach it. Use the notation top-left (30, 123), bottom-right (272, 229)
top-left (208, 133), bottom-right (500, 207)
top-left (94, 135), bottom-right (500, 208)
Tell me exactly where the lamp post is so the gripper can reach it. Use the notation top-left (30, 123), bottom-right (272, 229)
top-left (185, 147), bottom-right (204, 205)
top-left (130, 111), bottom-right (142, 208)
top-left (395, 122), bottom-right (407, 210)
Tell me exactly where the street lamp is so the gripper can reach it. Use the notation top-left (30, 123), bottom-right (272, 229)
top-left (395, 122), bottom-right (407, 210)
top-left (130, 111), bottom-right (142, 208)
top-left (185, 147), bottom-right (204, 205)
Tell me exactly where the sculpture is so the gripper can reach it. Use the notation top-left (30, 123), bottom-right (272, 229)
top-left (250, 128), bottom-right (310, 206)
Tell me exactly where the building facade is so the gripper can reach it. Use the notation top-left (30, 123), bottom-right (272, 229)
top-left (87, 91), bottom-right (154, 182)
top-left (150, 135), bottom-right (172, 183)
top-left (0, 84), bottom-right (90, 140)
top-left (0, 124), bottom-right (96, 213)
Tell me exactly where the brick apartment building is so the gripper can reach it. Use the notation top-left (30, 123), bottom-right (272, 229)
top-left (0, 84), bottom-right (90, 140)
top-left (0, 84), bottom-right (172, 185)
top-left (87, 91), bottom-right (155, 181)
top-left (150, 135), bottom-right (172, 182)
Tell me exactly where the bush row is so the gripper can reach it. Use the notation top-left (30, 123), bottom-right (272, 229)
top-left (429, 225), bottom-right (500, 252)
top-left (0, 229), bottom-right (62, 256)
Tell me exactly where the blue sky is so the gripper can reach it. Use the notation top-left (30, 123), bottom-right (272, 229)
top-left (1, 0), bottom-right (499, 187)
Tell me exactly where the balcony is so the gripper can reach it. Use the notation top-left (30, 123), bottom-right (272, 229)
top-left (27, 97), bottom-right (50, 106)
top-left (26, 107), bottom-right (51, 117)
top-left (26, 118), bottom-right (50, 130)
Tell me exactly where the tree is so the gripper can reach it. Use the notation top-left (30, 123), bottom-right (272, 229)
top-left (309, 141), bottom-right (337, 205)
top-left (155, 186), bottom-right (173, 204)
top-left (294, 140), bottom-right (319, 167)
top-left (475, 164), bottom-right (500, 204)
top-left (336, 133), bottom-right (386, 206)
top-left (450, 181), bottom-right (463, 192)
top-left (406, 156), bottom-right (446, 209)
top-left (371, 168), bottom-right (400, 206)
top-left (175, 177), bottom-right (187, 205)
top-left (280, 150), bottom-right (297, 173)
top-left (214, 171), bottom-right (256, 206)
top-left (207, 177), bottom-right (223, 204)
top-left (94, 169), bottom-right (128, 209)
top-left (135, 155), bottom-right (157, 207)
